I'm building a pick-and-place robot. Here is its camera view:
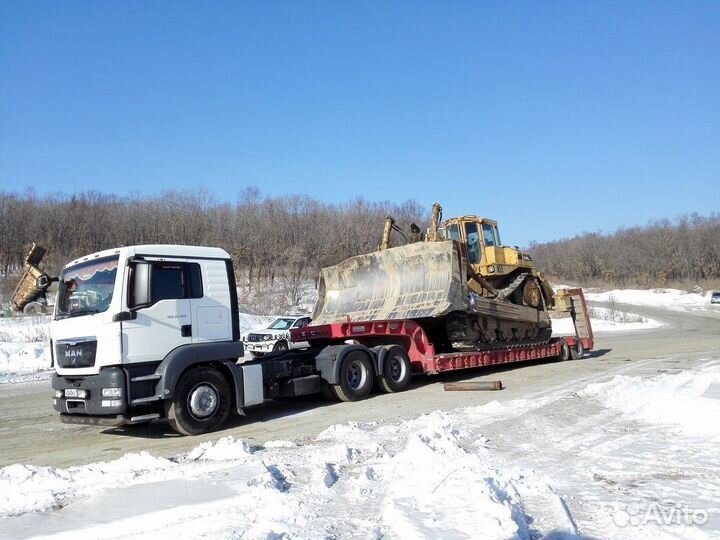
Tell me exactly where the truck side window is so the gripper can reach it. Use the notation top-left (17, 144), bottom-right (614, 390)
top-left (447, 224), bottom-right (461, 242)
top-left (150, 262), bottom-right (203, 303)
top-left (152, 265), bottom-right (184, 302)
top-left (187, 264), bottom-right (203, 298)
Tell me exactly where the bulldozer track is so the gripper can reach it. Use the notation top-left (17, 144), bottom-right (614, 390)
top-left (453, 327), bottom-right (553, 352)
top-left (496, 272), bottom-right (531, 300)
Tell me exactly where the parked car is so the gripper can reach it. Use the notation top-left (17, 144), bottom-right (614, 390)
top-left (711, 292), bottom-right (720, 305)
top-left (244, 315), bottom-right (312, 357)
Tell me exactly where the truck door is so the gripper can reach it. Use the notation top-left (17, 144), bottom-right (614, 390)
top-left (121, 259), bottom-right (195, 365)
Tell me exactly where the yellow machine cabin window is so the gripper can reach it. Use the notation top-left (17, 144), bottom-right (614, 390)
top-left (482, 223), bottom-right (498, 247)
top-left (447, 223), bottom-right (461, 242)
top-left (464, 223), bottom-right (482, 264)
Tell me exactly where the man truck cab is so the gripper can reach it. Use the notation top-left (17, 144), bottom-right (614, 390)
top-left (51, 245), bottom-right (260, 435)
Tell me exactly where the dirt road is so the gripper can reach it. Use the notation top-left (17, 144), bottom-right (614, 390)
top-left (2, 304), bottom-right (719, 468)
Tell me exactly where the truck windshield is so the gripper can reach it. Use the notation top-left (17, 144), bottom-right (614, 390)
top-left (55, 256), bottom-right (119, 319)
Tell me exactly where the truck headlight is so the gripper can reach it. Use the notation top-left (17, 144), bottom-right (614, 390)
top-left (54, 390), bottom-right (63, 398)
top-left (102, 387), bottom-right (122, 397)
top-left (488, 265), bottom-right (496, 273)
top-left (101, 399), bottom-right (122, 407)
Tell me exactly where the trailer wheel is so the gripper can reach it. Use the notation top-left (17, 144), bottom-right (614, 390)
top-left (570, 339), bottom-right (585, 360)
top-left (166, 367), bottom-right (231, 436)
top-left (559, 340), bottom-right (572, 361)
top-left (332, 350), bottom-right (374, 402)
top-left (376, 345), bottom-right (411, 393)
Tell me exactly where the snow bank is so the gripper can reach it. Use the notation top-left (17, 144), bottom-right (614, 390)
top-left (585, 288), bottom-right (712, 312)
top-left (4, 359), bottom-right (720, 538)
top-left (0, 316), bottom-right (52, 383)
top-left (0, 412), bottom-right (565, 539)
top-left (579, 362), bottom-right (720, 439)
top-left (552, 306), bottom-right (663, 335)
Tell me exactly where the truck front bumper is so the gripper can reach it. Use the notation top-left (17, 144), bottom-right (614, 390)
top-left (52, 367), bottom-right (127, 420)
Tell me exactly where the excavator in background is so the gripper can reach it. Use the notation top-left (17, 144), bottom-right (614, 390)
top-left (313, 203), bottom-right (570, 351)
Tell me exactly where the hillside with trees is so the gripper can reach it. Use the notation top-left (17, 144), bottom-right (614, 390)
top-left (2, 188), bottom-right (718, 309)
top-left (0, 188), bottom-right (425, 310)
top-left (529, 215), bottom-right (720, 288)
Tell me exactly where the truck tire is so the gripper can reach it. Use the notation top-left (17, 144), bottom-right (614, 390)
top-left (23, 302), bottom-right (43, 316)
top-left (273, 340), bottom-right (289, 352)
top-left (166, 366), bottom-right (231, 436)
top-left (376, 345), bottom-right (412, 393)
top-left (559, 340), bottom-right (572, 361)
top-left (331, 350), bottom-right (374, 402)
top-left (319, 380), bottom-right (339, 401)
top-left (570, 339), bottom-right (585, 360)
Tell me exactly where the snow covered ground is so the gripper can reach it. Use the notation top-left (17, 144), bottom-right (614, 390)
top-left (0, 316), bottom-right (51, 384)
top-left (585, 288), bottom-right (715, 313)
top-left (1, 289), bottom-right (719, 538)
top-left (552, 306), bottom-right (664, 336)
top-left (2, 357), bottom-right (718, 539)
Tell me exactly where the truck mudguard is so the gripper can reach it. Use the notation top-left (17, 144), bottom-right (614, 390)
top-left (154, 341), bottom-right (245, 399)
top-left (312, 344), bottom-right (375, 385)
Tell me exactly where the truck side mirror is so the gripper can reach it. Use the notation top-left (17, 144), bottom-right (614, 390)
top-left (129, 261), bottom-right (152, 309)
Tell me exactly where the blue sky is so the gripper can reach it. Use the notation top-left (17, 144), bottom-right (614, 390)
top-left (1, 1), bottom-right (718, 245)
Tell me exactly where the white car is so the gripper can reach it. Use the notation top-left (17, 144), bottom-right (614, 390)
top-left (244, 315), bottom-right (312, 357)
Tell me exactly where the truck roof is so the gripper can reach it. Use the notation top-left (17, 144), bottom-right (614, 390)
top-left (63, 244), bottom-right (231, 269)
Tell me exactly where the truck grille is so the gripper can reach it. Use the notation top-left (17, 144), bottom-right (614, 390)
top-left (55, 338), bottom-right (97, 368)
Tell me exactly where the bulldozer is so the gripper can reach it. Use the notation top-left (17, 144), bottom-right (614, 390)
top-left (312, 203), bottom-right (561, 351)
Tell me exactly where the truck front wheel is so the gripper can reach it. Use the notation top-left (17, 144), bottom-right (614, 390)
top-left (332, 351), bottom-right (374, 402)
top-left (166, 367), bottom-right (231, 436)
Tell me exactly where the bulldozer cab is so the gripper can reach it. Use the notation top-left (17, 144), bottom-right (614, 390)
top-left (442, 216), bottom-right (533, 279)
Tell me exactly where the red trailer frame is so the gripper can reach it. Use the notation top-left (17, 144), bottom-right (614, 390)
top-left (293, 288), bottom-right (594, 375)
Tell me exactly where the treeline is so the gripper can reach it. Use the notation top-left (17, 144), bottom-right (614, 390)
top-left (0, 188), bottom-right (425, 293)
top-left (529, 214), bottom-right (720, 287)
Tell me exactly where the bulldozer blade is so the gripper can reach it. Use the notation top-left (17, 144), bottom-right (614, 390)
top-left (313, 241), bottom-right (468, 325)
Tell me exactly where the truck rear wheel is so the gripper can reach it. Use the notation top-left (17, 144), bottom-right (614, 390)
top-left (376, 345), bottom-right (412, 393)
top-left (166, 366), bottom-right (231, 436)
top-left (332, 350), bottom-right (374, 402)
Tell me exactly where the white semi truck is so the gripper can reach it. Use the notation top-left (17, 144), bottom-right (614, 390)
top-left (51, 245), bottom-right (266, 435)
top-left (51, 244), bottom-right (593, 436)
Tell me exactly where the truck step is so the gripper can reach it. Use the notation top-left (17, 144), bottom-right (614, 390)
top-left (130, 395), bottom-right (162, 405)
top-left (130, 374), bottom-right (162, 382)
